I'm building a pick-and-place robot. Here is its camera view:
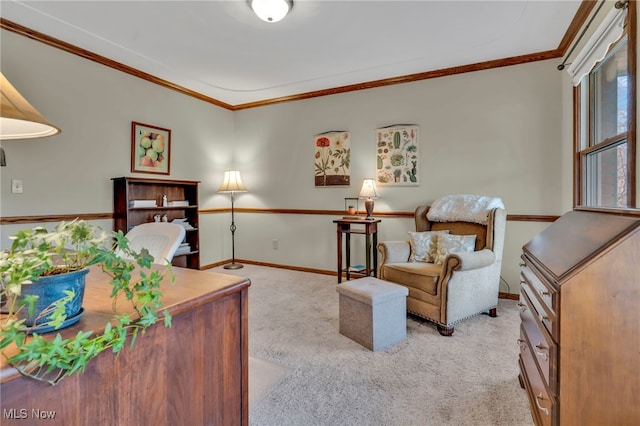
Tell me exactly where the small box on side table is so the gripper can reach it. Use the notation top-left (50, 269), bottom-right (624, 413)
top-left (336, 277), bottom-right (408, 351)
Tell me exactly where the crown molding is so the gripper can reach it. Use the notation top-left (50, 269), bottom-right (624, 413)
top-left (2, 2), bottom-right (592, 111)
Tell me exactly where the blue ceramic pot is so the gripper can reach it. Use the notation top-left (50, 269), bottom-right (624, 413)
top-left (18, 268), bottom-right (89, 327)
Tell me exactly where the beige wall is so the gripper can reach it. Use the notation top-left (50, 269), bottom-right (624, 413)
top-left (0, 29), bottom-right (235, 263)
top-left (234, 60), bottom-right (563, 292)
top-left (1, 27), bottom-right (567, 294)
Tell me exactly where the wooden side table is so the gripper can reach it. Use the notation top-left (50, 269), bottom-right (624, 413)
top-left (333, 218), bottom-right (381, 283)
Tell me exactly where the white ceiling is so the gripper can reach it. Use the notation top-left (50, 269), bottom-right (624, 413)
top-left (1, 0), bottom-right (582, 107)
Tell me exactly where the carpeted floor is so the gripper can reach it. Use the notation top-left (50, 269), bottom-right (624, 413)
top-left (210, 264), bottom-right (533, 426)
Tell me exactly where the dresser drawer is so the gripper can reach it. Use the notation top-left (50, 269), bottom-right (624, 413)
top-left (521, 266), bottom-right (556, 316)
top-left (518, 291), bottom-right (556, 392)
top-left (521, 277), bottom-right (557, 340)
top-left (518, 325), bottom-right (555, 426)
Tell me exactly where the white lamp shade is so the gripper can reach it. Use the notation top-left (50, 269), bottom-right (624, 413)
top-left (359, 178), bottom-right (378, 199)
top-left (250, 0), bottom-right (292, 23)
top-left (218, 170), bottom-right (248, 193)
top-left (0, 72), bottom-right (60, 140)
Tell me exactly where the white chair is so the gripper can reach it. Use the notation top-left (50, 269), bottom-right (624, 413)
top-left (120, 222), bottom-right (186, 265)
top-left (377, 195), bottom-right (506, 336)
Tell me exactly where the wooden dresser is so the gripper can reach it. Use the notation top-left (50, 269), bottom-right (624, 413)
top-left (518, 210), bottom-right (640, 426)
top-left (1, 266), bottom-right (250, 425)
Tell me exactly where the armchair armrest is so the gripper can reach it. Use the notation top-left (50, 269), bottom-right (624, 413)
top-left (443, 249), bottom-right (496, 271)
top-left (377, 241), bottom-right (411, 264)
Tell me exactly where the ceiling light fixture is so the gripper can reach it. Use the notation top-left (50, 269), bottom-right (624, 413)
top-left (249, 0), bottom-right (293, 23)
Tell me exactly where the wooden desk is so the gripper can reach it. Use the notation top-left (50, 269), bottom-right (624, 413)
top-left (334, 218), bottom-right (381, 283)
top-left (518, 211), bottom-right (640, 425)
top-left (0, 265), bottom-right (250, 426)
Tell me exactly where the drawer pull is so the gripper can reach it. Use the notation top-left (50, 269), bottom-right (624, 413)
top-left (535, 343), bottom-right (549, 361)
top-left (539, 289), bottom-right (550, 297)
top-left (538, 313), bottom-right (548, 322)
top-left (535, 393), bottom-right (550, 416)
top-left (517, 302), bottom-right (527, 311)
top-left (517, 339), bottom-right (527, 349)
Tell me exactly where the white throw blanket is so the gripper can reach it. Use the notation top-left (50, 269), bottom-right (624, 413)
top-left (427, 194), bottom-right (505, 225)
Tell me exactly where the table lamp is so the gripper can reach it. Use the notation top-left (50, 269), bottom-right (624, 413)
top-left (359, 178), bottom-right (378, 219)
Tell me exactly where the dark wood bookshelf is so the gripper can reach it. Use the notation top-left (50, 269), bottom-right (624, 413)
top-left (112, 177), bottom-right (200, 269)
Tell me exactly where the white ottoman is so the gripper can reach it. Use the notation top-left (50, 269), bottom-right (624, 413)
top-left (336, 277), bottom-right (409, 351)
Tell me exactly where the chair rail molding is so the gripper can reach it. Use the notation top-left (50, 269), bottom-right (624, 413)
top-left (0, 210), bottom-right (560, 225)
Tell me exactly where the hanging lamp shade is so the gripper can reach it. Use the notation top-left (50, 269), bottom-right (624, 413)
top-left (0, 72), bottom-right (60, 140)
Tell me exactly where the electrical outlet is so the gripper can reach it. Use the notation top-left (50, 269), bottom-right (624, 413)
top-left (11, 179), bottom-right (23, 194)
top-left (272, 239), bottom-right (279, 250)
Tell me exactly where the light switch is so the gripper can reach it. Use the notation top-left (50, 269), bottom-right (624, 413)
top-left (11, 179), bottom-right (23, 194)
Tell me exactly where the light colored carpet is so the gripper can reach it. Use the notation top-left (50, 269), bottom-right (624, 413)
top-left (248, 356), bottom-right (290, 407)
top-left (211, 264), bottom-right (533, 426)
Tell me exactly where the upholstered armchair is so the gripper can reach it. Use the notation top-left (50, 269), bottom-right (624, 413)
top-left (377, 195), bottom-right (506, 336)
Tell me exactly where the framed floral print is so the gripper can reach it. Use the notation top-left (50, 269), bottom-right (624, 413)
top-left (131, 122), bottom-right (171, 175)
top-left (314, 131), bottom-right (350, 187)
top-left (375, 125), bottom-right (418, 186)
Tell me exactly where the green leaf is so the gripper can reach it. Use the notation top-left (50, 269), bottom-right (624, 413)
top-left (163, 310), bottom-right (172, 327)
top-left (1, 219), bottom-right (174, 385)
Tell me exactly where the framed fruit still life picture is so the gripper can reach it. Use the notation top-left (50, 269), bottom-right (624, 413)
top-left (131, 122), bottom-right (171, 175)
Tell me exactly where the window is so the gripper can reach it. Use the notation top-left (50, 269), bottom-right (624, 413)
top-left (575, 8), bottom-right (636, 211)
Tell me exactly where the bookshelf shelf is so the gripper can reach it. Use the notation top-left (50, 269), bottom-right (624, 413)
top-left (113, 177), bottom-right (200, 269)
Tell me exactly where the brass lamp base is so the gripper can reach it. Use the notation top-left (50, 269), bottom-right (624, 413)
top-left (224, 262), bottom-right (244, 270)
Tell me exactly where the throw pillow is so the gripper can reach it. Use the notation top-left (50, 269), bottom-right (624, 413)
top-left (433, 234), bottom-right (476, 265)
top-left (408, 230), bottom-right (450, 263)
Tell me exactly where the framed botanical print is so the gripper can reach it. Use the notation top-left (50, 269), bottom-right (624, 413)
top-left (314, 131), bottom-right (350, 187)
top-left (375, 125), bottom-right (418, 186)
top-left (131, 122), bottom-right (171, 175)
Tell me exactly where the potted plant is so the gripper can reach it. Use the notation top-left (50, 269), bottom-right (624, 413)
top-left (0, 219), bottom-right (173, 385)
